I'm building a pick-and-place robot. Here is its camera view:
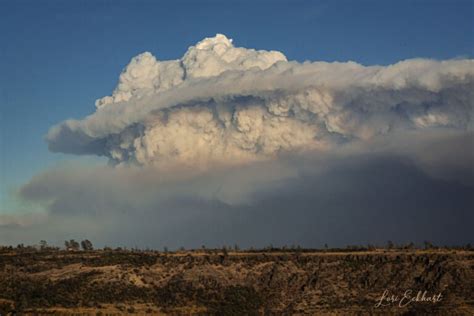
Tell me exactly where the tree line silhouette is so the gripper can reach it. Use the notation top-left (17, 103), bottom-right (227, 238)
top-left (1, 240), bottom-right (472, 254)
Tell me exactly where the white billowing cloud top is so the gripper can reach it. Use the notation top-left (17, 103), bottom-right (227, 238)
top-left (95, 34), bottom-right (287, 108)
top-left (47, 34), bottom-right (474, 167)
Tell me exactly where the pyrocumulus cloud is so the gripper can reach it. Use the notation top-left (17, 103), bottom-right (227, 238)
top-left (5, 34), bottom-right (473, 248)
top-left (46, 34), bottom-right (474, 168)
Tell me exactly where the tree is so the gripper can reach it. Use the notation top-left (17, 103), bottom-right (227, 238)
top-left (81, 239), bottom-right (93, 251)
top-left (39, 240), bottom-right (48, 251)
top-left (424, 240), bottom-right (434, 250)
top-left (387, 240), bottom-right (394, 249)
top-left (65, 239), bottom-right (80, 251)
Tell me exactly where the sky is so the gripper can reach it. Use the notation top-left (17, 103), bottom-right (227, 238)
top-left (0, 0), bottom-right (473, 248)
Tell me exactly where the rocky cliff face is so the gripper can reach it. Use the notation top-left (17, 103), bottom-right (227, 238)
top-left (1, 249), bottom-right (472, 315)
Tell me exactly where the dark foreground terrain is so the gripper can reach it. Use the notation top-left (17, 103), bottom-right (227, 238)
top-left (0, 248), bottom-right (473, 315)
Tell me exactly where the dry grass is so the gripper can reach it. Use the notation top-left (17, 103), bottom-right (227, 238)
top-left (1, 248), bottom-right (472, 315)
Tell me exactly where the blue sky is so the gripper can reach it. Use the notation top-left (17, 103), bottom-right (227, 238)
top-left (0, 0), bottom-right (473, 213)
